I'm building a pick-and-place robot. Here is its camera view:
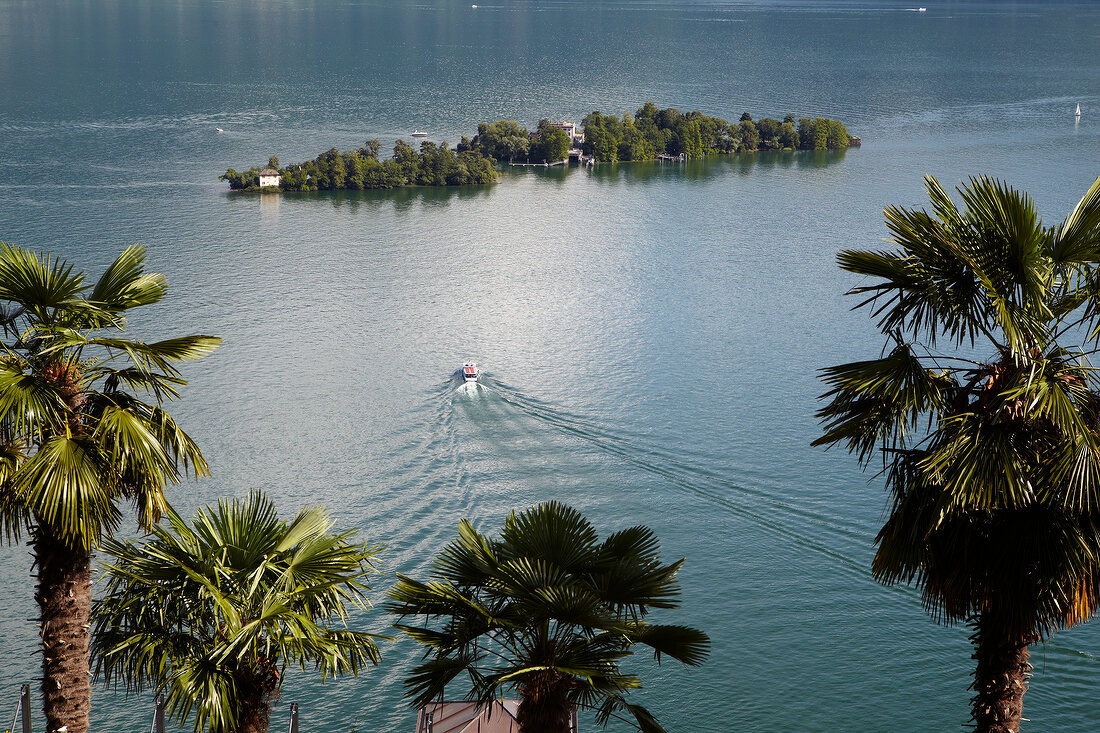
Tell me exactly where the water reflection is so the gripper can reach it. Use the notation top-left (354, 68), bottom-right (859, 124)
top-left (223, 183), bottom-right (495, 215)
top-left (541, 148), bottom-right (853, 185)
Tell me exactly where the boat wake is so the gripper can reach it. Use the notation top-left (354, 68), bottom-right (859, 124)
top-left (438, 377), bottom-right (879, 584)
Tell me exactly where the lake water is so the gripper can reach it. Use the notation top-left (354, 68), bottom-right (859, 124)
top-left (1, 1), bottom-right (1099, 731)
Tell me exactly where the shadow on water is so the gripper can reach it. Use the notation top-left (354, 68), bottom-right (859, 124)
top-left (499, 163), bottom-right (571, 187)
top-left (225, 183), bottom-right (495, 214)
top-left (572, 148), bottom-right (849, 185)
top-left (429, 374), bottom-right (876, 584)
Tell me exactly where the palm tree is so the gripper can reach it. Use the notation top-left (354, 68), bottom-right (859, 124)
top-left (0, 243), bottom-right (219, 733)
top-left (387, 501), bottom-right (710, 733)
top-left (92, 491), bottom-right (385, 733)
top-left (814, 175), bottom-right (1100, 732)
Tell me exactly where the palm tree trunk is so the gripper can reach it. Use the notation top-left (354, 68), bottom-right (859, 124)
top-left (970, 614), bottom-right (1034, 733)
top-left (35, 525), bottom-right (92, 733)
top-left (517, 671), bottom-right (573, 733)
top-left (234, 664), bottom-right (274, 733)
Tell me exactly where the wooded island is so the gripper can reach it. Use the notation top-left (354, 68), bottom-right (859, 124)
top-left (220, 103), bottom-right (855, 191)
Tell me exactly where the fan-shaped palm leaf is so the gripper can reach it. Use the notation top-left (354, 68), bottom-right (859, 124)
top-left (388, 502), bottom-right (709, 733)
top-left (817, 175), bottom-right (1100, 733)
top-left (93, 491), bottom-right (385, 733)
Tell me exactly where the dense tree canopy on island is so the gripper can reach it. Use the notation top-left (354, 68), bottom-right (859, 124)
top-left (580, 104), bottom-right (850, 162)
top-left (220, 140), bottom-right (497, 191)
top-left (220, 104), bottom-right (855, 190)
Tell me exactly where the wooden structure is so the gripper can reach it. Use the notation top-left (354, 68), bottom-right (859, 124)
top-left (415, 700), bottom-right (578, 733)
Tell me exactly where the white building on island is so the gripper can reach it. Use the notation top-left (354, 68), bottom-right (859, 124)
top-left (552, 121), bottom-right (584, 145)
top-left (258, 168), bottom-right (281, 187)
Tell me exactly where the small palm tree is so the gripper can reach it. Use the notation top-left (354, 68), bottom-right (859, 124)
top-left (92, 491), bottom-right (385, 733)
top-left (814, 175), bottom-right (1100, 732)
top-left (0, 243), bottom-right (219, 733)
top-left (387, 501), bottom-right (710, 733)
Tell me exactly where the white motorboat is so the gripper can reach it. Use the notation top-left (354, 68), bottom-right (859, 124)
top-left (411, 130), bottom-right (428, 137)
top-left (461, 362), bottom-right (479, 383)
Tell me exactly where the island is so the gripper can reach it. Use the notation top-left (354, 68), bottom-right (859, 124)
top-left (219, 140), bottom-right (497, 191)
top-left (220, 103), bottom-right (856, 191)
top-left (468, 105), bottom-right (856, 164)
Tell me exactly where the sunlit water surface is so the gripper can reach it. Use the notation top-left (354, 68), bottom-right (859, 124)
top-left (1, 1), bottom-right (1099, 731)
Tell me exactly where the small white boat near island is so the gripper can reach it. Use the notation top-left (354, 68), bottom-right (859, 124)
top-left (1075, 103), bottom-right (1081, 118)
top-left (411, 130), bottom-right (428, 137)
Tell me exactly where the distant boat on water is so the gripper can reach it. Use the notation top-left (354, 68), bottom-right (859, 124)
top-left (411, 130), bottom-right (428, 137)
top-left (918, 7), bottom-right (926, 11)
top-left (216, 127), bottom-right (224, 133)
top-left (1075, 103), bottom-right (1082, 118)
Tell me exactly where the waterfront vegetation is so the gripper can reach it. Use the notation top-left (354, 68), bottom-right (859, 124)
top-left (0, 244), bottom-right (220, 733)
top-left (220, 141), bottom-right (498, 192)
top-left (579, 103), bottom-right (850, 162)
top-left (387, 501), bottom-right (710, 733)
top-left (8, 176), bottom-right (1100, 733)
top-left (92, 492), bottom-right (384, 733)
top-left (815, 174), bottom-right (1100, 733)
top-left (219, 103), bottom-right (853, 190)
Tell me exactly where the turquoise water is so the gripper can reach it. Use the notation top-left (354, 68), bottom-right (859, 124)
top-left (1, 1), bottom-right (1099, 731)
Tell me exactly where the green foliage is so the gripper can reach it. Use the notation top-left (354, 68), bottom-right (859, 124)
top-left (797, 118), bottom-right (836, 151)
top-left (738, 120), bottom-right (760, 152)
top-left (93, 491), bottom-right (385, 733)
top-left (473, 120), bottom-right (530, 162)
top-left (815, 174), bottom-right (1100, 726)
top-left (778, 122), bottom-right (799, 150)
top-left (579, 104), bottom-right (849, 162)
top-left (826, 119), bottom-right (849, 150)
top-left (388, 501), bottom-right (709, 733)
top-left (530, 120), bottom-right (572, 163)
top-left (0, 243), bottom-right (219, 549)
top-left (221, 106), bottom-right (854, 188)
top-left (222, 138), bottom-right (497, 192)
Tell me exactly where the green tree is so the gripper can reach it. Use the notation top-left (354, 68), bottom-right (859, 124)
top-left (585, 125), bottom-right (618, 163)
top-left (0, 244), bottom-right (219, 733)
top-left (393, 139), bottom-right (419, 182)
top-left (814, 175), bottom-right (1100, 733)
top-left (388, 501), bottom-right (710, 733)
top-left (797, 118), bottom-right (816, 150)
top-left (738, 119), bottom-right (760, 151)
top-left (778, 122), bottom-right (799, 150)
top-left (756, 118), bottom-right (782, 149)
top-left (635, 101), bottom-right (659, 123)
top-left (359, 139), bottom-right (381, 160)
top-left (826, 119), bottom-right (850, 149)
top-left (531, 121), bottom-right (572, 163)
top-left (474, 120), bottom-right (530, 162)
top-left (93, 491), bottom-right (384, 733)
top-left (812, 118), bottom-right (829, 150)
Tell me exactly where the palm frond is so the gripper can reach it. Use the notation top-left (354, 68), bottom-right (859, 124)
top-left (88, 244), bottom-right (168, 311)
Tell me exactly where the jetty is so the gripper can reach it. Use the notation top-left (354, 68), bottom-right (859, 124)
top-left (508, 159), bottom-right (568, 167)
